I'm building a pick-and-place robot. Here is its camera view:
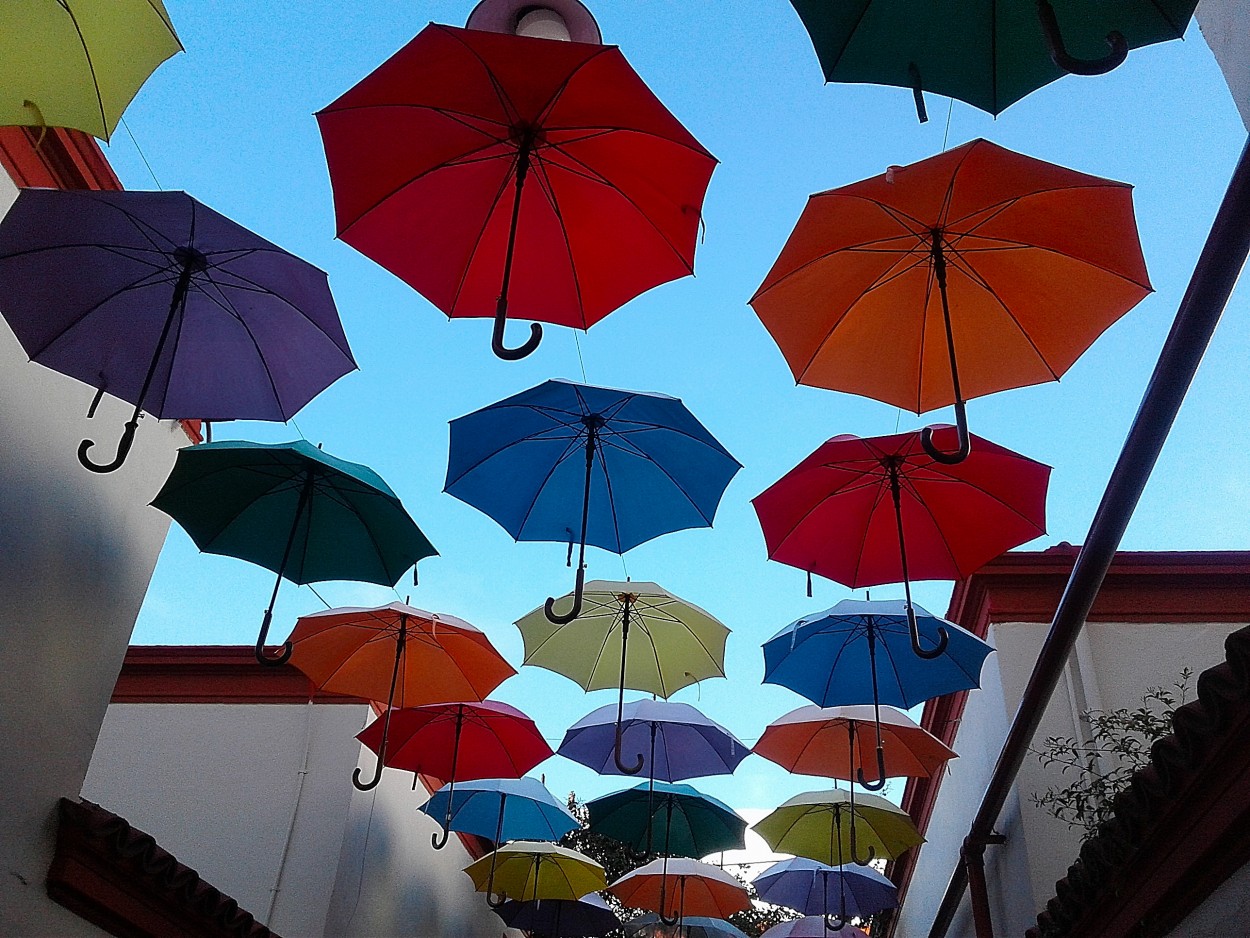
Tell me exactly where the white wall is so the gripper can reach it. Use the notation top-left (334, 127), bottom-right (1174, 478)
top-left (1169, 855), bottom-right (1250, 936)
top-left (1197, 0), bottom-right (1250, 131)
top-left (0, 170), bottom-right (187, 937)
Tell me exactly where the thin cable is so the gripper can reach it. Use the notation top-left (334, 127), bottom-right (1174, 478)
top-left (267, 699), bottom-right (315, 924)
top-left (572, 330), bottom-right (589, 382)
top-left (941, 98), bottom-right (955, 152)
top-left (289, 417), bottom-right (307, 440)
top-left (307, 583), bottom-right (332, 608)
top-left (894, 407), bottom-right (903, 433)
top-left (120, 117), bottom-right (162, 190)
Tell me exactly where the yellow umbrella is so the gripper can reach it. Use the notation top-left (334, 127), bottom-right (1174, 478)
top-left (752, 789), bottom-right (924, 866)
top-left (516, 580), bottom-right (729, 773)
top-left (464, 841), bottom-right (606, 906)
top-left (2, 0), bottom-right (182, 141)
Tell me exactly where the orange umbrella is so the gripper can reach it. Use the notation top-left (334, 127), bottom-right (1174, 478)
top-left (750, 139), bottom-right (1151, 463)
top-left (288, 602), bottom-right (515, 790)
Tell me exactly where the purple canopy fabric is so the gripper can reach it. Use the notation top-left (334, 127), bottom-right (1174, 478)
top-left (760, 916), bottom-right (868, 938)
top-left (0, 189), bottom-right (355, 454)
top-left (558, 699), bottom-right (748, 781)
top-left (752, 858), bottom-right (897, 920)
top-left (493, 893), bottom-right (620, 937)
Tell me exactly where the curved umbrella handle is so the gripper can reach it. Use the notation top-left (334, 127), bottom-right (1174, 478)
top-left (659, 911), bottom-right (680, 927)
top-left (1036, 0), bottom-right (1128, 76)
top-left (430, 827), bottom-right (449, 850)
top-left (849, 818), bottom-right (876, 867)
top-left (613, 720), bottom-right (644, 775)
top-left (825, 914), bottom-right (846, 932)
top-left (491, 309), bottom-right (543, 361)
top-left (352, 761), bottom-right (382, 791)
top-left (254, 608), bottom-right (293, 666)
top-left (907, 601), bottom-right (949, 660)
top-left (856, 745), bottom-right (888, 792)
top-left (920, 402), bottom-right (971, 465)
top-left (486, 890), bottom-right (508, 908)
top-left (78, 418), bottom-right (139, 474)
top-left (544, 563), bottom-right (586, 624)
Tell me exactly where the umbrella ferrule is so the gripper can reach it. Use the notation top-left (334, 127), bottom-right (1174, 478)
top-left (173, 245), bottom-right (208, 273)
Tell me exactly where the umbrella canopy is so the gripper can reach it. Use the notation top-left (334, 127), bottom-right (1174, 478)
top-left (153, 442), bottom-right (436, 667)
top-left (465, 842), bottom-right (606, 905)
top-left (753, 790), bottom-right (924, 866)
top-left (753, 858), bottom-right (897, 921)
top-left (754, 704), bottom-right (956, 787)
top-left (628, 914), bottom-right (749, 938)
top-left (762, 599), bottom-right (993, 711)
top-left (288, 602), bottom-right (512, 789)
top-left (2, 0), bottom-right (182, 140)
top-left (0, 190), bottom-right (357, 473)
top-left (447, 380), bottom-right (739, 625)
top-left (788, 0), bottom-right (1198, 118)
top-left (419, 777), bottom-right (578, 848)
top-left (609, 858), bottom-right (751, 924)
top-left (587, 782), bottom-right (746, 858)
top-left (753, 429), bottom-right (1047, 657)
top-left (494, 893), bottom-right (621, 938)
top-left (751, 139), bottom-right (1150, 461)
top-left (762, 916), bottom-right (868, 938)
top-left (559, 699), bottom-right (748, 782)
top-left (317, 23), bottom-right (716, 359)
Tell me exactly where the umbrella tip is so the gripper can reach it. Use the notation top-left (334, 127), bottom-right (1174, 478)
top-left (886, 165), bottom-right (902, 183)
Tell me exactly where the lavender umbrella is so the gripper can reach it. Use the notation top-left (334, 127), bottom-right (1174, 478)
top-left (0, 188), bottom-right (356, 472)
top-left (559, 699), bottom-right (748, 782)
top-left (752, 858), bottom-right (897, 926)
top-left (494, 893), bottom-right (620, 937)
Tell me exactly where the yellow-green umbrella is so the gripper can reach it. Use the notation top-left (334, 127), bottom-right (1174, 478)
top-left (464, 842), bottom-right (606, 906)
top-left (752, 789), bottom-right (923, 867)
top-left (2, 0), bottom-right (182, 141)
top-left (517, 580), bottom-right (729, 773)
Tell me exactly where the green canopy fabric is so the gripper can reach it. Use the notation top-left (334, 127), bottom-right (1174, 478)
top-left (2, 0), bottom-right (182, 140)
top-left (752, 789), bottom-right (923, 864)
top-left (789, 0), bottom-right (1198, 116)
top-left (587, 781), bottom-right (746, 858)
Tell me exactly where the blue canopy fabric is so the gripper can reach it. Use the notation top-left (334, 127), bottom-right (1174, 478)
top-left (761, 599), bottom-right (994, 709)
top-left (444, 379), bottom-right (740, 554)
top-left (418, 777), bottom-right (578, 843)
top-left (752, 858), bottom-right (897, 919)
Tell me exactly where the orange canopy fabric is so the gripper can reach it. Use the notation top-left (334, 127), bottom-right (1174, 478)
top-left (750, 139), bottom-right (1152, 413)
top-left (754, 704), bottom-right (956, 783)
top-left (288, 602), bottom-right (514, 706)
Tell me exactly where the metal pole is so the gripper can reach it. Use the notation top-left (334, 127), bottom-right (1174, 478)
top-left (925, 136), bottom-right (1250, 938)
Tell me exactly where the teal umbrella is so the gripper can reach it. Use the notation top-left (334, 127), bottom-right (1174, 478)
top-left (587, 781), bottom-right (746, 858)
top-left (152, 440), bottom-right (436, 664)
top-left (789, 0), bottom-right (1198, 119)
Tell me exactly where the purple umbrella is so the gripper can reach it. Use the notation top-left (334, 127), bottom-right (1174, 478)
top-left (761, 917), bottom-right (868, 938)
top-left (752, 859), bottom-right (897, 928)
top-left (0, 189), bottom-right (356, 472)
top-left (559, 699), bottom-right (748, 783)
top-left (493, 892), bottom-right (620, 937)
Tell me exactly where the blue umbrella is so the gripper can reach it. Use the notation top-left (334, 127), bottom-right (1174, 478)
top-left (628, 913), bottom-right (749, 938)
top-left (753, 858), bottom-right (897, 927)
top-left (587, 781), bottom-right (746, 857)
top-left (418, 777), bottom-right (578, 845)
top-left (762, 599), bottom-right (992, 790)
top-left (494, 893), bottom-right (620, 937)
top-left (445, 379), bottom-right (739, 623)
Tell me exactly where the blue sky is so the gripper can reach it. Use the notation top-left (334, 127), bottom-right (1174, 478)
top-left (114, 2), bottom-right (1249, 820)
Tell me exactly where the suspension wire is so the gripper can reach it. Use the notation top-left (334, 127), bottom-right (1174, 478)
top-left (120, 116), bottom-right (163, 190)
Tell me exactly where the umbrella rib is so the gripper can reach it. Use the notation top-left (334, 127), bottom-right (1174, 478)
top-left (513, 432), bottom-right (588, 542)
top-left (447, 150), bottom-right (522, 315)
top-left (24, 267), bottom-right (179, 359)
top-left (445, 413), bottom-right (578, 486)
top-left (749, 228), bottom-right (927, 300)
top-left (591, 430), bottom-right (627, 556)
top-left (440, 25), bottom-right (527, 127)
top-left (910, 458), bottom-right (1048, 532)
top-left (877, 624), bottom-right (917, 708)
top-left (764, 460), bottom-right (883, 563)
top-left (944, 182), bottom-right (1132, 232)
top-left (818, 623), bottom-right (862, 707)
top-left (192, 277), bottom-right (289, 417)
top-left (92, 195), bottom-right (181, 255)
top-left (55, 0), bottom-right (109, 136)
top-left (545, 122), bottom-right (714, 160)
top-left (892, 472), bottom-right (963, 574)
top-left (528, 149), bottom-right (590, 325)
top-left (596, 433), bottom-right (718, 524)
top-left (946, 228), bottom-right (1153, 288)
top-left (312, 480), bottom-right (408, 585)
top-left (936, 142), bottom-right (981, 229)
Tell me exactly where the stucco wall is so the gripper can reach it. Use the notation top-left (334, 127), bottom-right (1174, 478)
top-left (1197, 0), bottom-right (1250, 131)
top-left (0, 170), bottom-right (186, 937)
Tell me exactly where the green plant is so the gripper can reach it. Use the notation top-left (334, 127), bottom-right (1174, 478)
top-left (1030, 668), bottom-right (1193, 840)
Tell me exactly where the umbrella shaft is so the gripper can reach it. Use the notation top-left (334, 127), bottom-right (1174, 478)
top-left (133, 257), bottom-right (196, 419)
top-left (930, 233), bottom-right (965, 409)
top-left (497, 138), bottom-right (532, 318)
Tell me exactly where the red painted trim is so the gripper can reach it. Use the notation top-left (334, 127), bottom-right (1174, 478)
top-left (111, 646), bottom-right (367, 704)
top-left (883, 547), bottom-right (1250, 937)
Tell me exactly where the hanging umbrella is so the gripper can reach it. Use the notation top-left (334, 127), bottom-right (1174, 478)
top-left (447, 380), bottom-right (739, 625)
top-left (1, 0), bottom-right (182, 140)
top-left (628, 913), bottom-right (749, 938)
top-left (465, 842), bottom-right (606, 906)
top-left (587, 782), bottom-right (746, 858)
top-left (518, 580), bottom-right (730, 772)
top-left (419, 777), bottom-right (577, 856)
top-left (753, 858), bottom-right (897, 928)
top-left (559, 699), bottom-right (748, 785)
top-left (754, 704), bottom-right (956, 792)
top-left (609, 858), bottom-right (750, 929)
top-left (356, 701), bottom-right (550, 841)
top-left (0, 189), bottom-right (357, 472)
top-left (762, 916), bottom-right (868, 938)
top-left (153, 441), bottom-right (436, 668)
top-left (317, 23), bottom-right (716, 359)
top-left (494, 893), bottom-right (621, 938)
top-left (753, 790), bottom-right (923, 867)
top-left (750, 139), bottom-right (1150, 461)
top-left (788, 0), bottom-right (1198, 119)
top-left (753, 430), bottom-right (1048, 657)
top-left (287, 602), bottom-right (513, 789)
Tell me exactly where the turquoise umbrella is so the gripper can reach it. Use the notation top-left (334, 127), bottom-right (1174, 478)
top-left (587, 782), bottom-right (746, 858)
top-left (152, 440), bottom-right (436, 664)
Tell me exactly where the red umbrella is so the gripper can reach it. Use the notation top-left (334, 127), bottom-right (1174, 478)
top-left (357, 700), bottom-right (552, 848)
top-left (317, 24), bottom-right (716, 360)
top-left (752, 428), bottom-right (1049, 657)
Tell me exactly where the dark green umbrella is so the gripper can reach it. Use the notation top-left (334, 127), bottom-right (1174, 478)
top-left (587, 781), bottom-right (746, 858)
top-left (152, 440), bottom-right (436, 664)
top-left (789, 0), bottom-right (1198, 119)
